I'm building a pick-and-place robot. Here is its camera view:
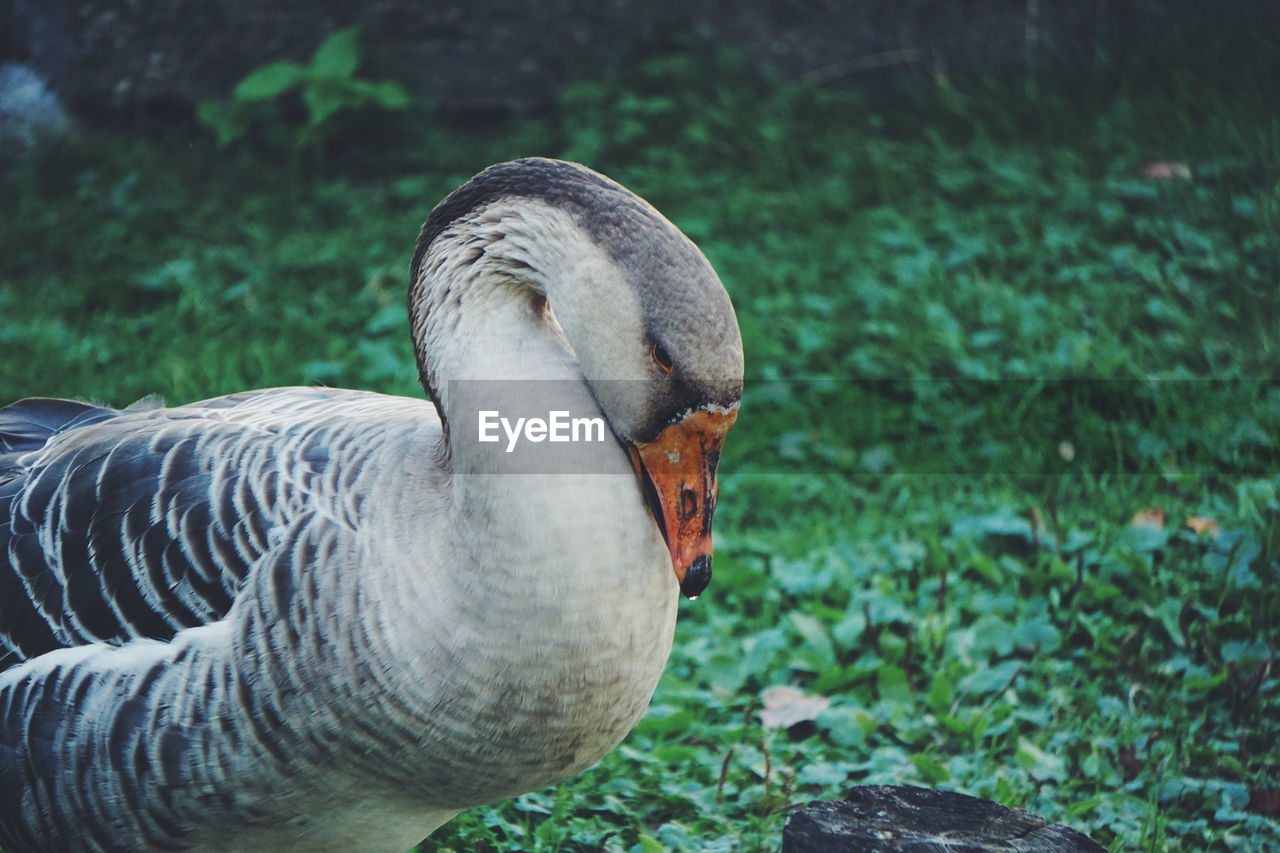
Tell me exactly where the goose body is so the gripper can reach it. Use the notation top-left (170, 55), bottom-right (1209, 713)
top-left (0, 159), bottom-right (743, 852)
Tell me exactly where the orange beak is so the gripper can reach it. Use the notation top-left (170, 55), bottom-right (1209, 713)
top-left (628, 407), bottom-right (737, 598)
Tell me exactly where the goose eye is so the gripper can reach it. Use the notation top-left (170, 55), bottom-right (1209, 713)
top-left (651, 342), bottom-right (675, 374)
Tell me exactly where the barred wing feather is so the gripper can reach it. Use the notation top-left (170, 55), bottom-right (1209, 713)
top-left (0, 389), bottom-right (388, 675)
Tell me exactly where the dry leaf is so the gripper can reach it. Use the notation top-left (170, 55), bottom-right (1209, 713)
top-left (1248, 788), bottom-right (1280, 819)
top-left (1029, 507), bottom-right (1047, 538)
top-left (1116, 743), bottom-right (1143, 780)
top-left (1130, 508), bottom-right (1165, 530)
top-left (760, 685), bottom-right (830, 729)
top-left (1186, 516), bottom-right (1219, 537)
top-left (1142, 161), bottom-right (1192, 180)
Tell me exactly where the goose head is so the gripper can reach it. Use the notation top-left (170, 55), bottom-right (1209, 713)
top-left (408, 158), bottom-right (744, 597)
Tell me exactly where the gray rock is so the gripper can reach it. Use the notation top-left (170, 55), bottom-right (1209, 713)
top-left (0, 62), bottom-right (72, 157)
top-left (783, 785), bottom-right (1106, 853)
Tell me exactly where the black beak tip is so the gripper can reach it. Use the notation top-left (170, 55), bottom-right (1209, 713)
top-left (681, 554), bottom-right (713, 599)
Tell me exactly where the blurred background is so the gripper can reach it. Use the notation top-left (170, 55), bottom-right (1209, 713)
top-left (2, 1), bottom-right (1278, 850)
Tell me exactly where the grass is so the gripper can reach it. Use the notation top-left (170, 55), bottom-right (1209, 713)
top-left (2, 29), bottom-right (1278, 853)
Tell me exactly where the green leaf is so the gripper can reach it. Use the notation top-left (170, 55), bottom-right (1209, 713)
top-left (1014, 737), bottom-right (1065, 782)
top-left (1207, 529), bottom-right (1262, 588)
top-left (195, 99), bottom-right (250, 146)
top-left (233, 61), bottom-right (306, 101)
top-left (1066, 795), bottom-right (1106, 819)
top-left (960, 659), bottom-right (1022, 695)
top-left (635, 708), bottom-right (694, 737)
top-left (651, 745), bottom-right (701, 764)
top-left (635, 835), bottom-right (666, 853)
top-left (311, 26), bottom-right (360, 79)
top-left (350, 79), bottom-right (412, 110)
top-left (1011, 617), bottom-right (1061, 653)
top-left (134, 259), bottom-right (197, 293)
top-left (876, 665), bottom-right (912, 706)
top-left (877, 630), bottom-right (908, 663)
top-left (302, 83), bottom-right (346, 126)
top-left (813, 664), bottom-right (857, 694)
top-left (910, 753), bottom-right (952, 784)
top-left (926, 671), bottom-right (953, 714)
top-left (790, 612), bottom-right (836, 670)
top-left (1147, 599), bottom-right (1186, 647)
top-left (797, 761), bottom-right (853, 788)
top-left (817, 706), bottom-right (875, 747)
top-left (1219, 640), bottom-right (1270, 666)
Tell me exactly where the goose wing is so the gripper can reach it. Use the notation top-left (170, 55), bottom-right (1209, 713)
top-left (0, 388), bottom-right (415, 674)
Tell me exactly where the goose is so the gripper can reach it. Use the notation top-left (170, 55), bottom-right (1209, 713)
top-left (0, 158), bottom-right (744, 853)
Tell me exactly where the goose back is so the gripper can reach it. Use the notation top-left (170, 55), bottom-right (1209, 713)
top-left (0, 389), bottom-right (423, 675)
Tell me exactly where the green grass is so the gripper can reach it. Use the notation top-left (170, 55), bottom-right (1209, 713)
top-left (2, 34), bottom-right (1278, 853)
